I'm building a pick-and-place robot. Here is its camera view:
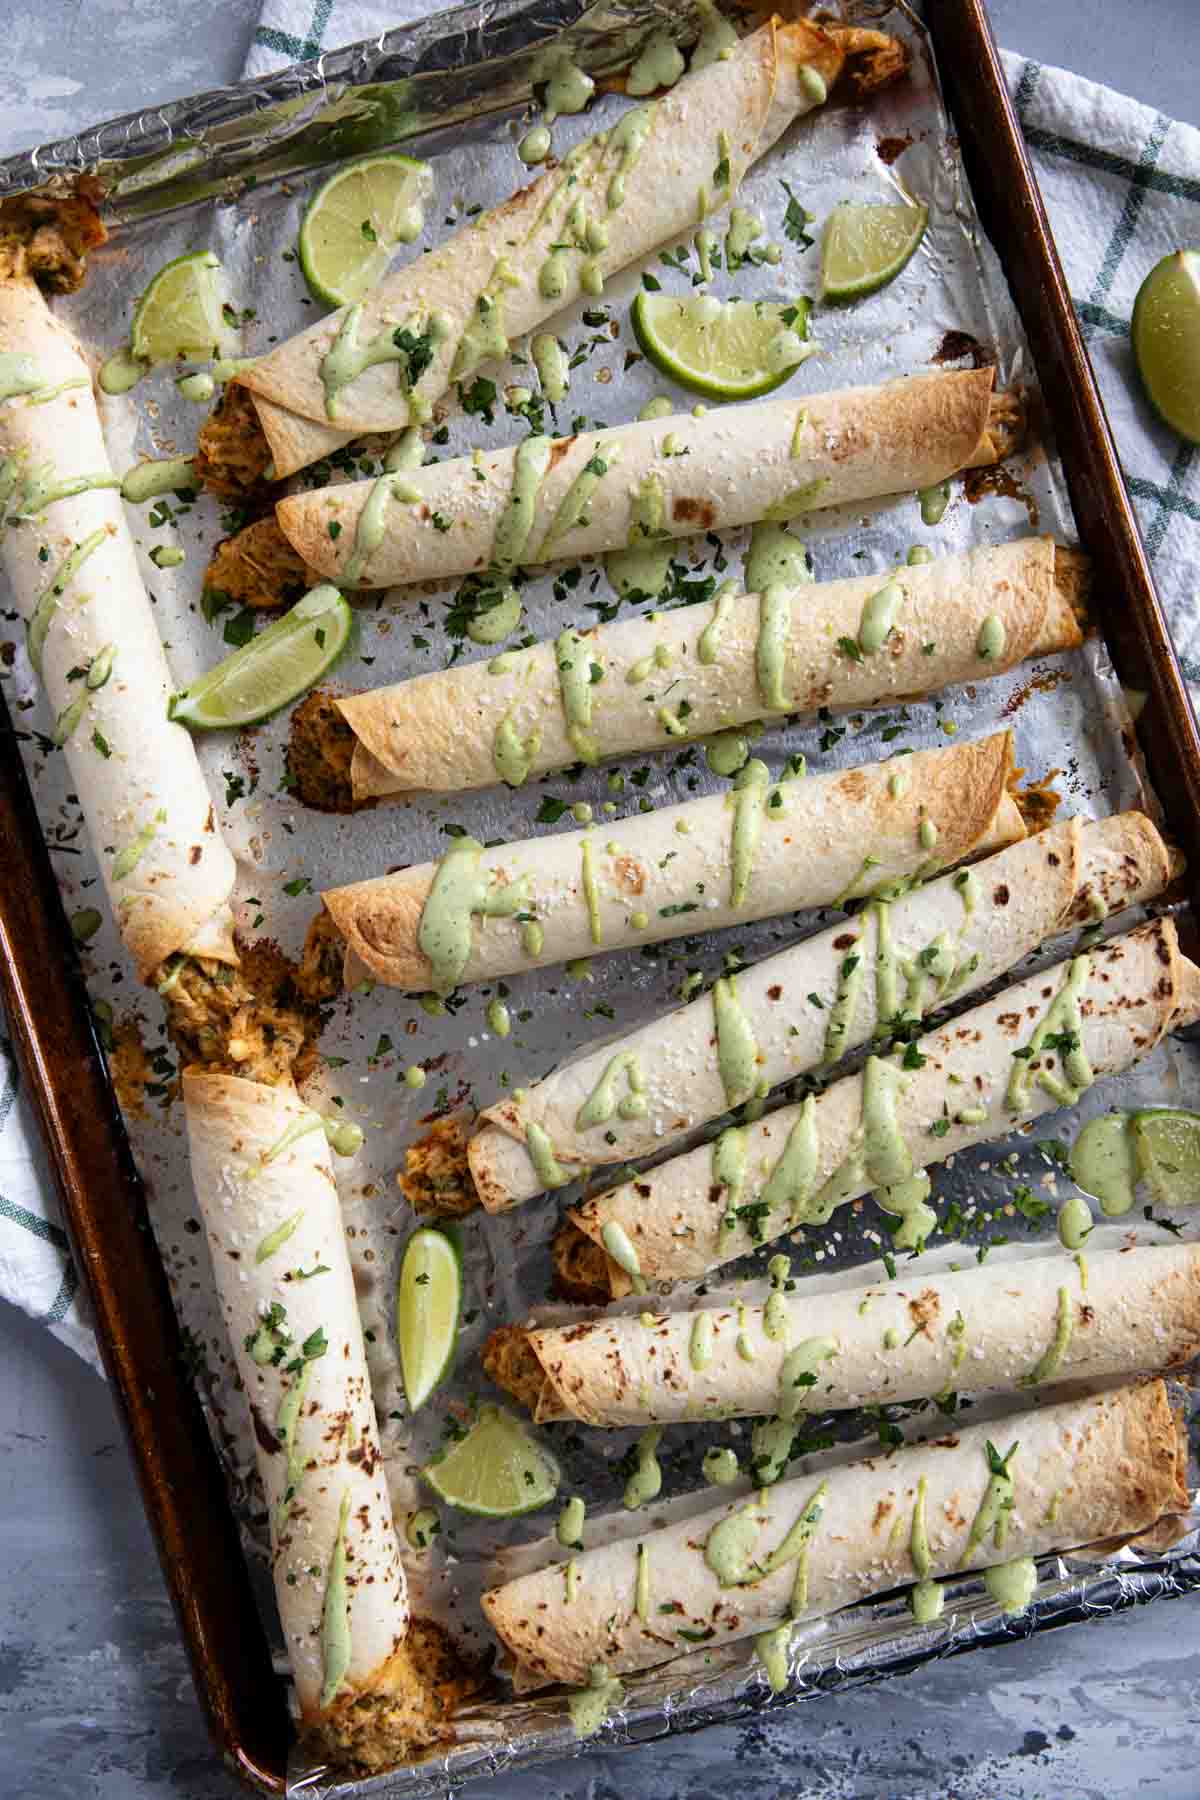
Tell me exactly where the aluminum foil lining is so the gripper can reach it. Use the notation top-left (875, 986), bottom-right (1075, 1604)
top-left (4, 0), bottom-right (1199, 1794)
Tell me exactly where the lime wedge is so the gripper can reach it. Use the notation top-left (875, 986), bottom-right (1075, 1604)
top-left (422, 1403), bottom-right (559, 1518)
top-left (130, 252), bottom-right (237, 365)
top-left (1132, 250), bottom-right (1200, 444)
top-left (299, 153), bottom-right (434, 308)
top-left (169, 585), bottom-right (351, 729)
top-left (631, 292), bottom-right (813, 399)
top-left (396, 1225), bottom-right (462, 1412)
top-left (1131, 1108), bottom-right (1200, 1207)
top-left (820, 202), bottom-right (928, 303)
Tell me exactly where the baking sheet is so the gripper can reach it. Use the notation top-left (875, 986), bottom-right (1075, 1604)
top-left (3, 1), bottom-right (1199, 1793)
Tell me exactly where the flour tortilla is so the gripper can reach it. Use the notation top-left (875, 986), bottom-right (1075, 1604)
top-left (481, 1381), bottom-right (1188, 1688)
top-left (243, 18), bottom-right (842, 477)
top-left (322, 730), bottom-right (1024, 990)
top-left (468, 812), bottom-right (1175, 1212)
top-left (183, 1070), bottom-right (409, 1725)
top-left (339, 536), bottom-right (1079, 801)
top-left (278, 369), bottom-right (1005, 590)
top-left (510, 1242), bottom-right (1200, 1425)
top-left (568, 918), bottom-right (1199, 1295)
top-left (0, 279), bottom-right (236, 979)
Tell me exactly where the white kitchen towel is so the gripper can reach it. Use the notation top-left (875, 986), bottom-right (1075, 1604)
top-left (2, 17), bottom-right (1199, 1363)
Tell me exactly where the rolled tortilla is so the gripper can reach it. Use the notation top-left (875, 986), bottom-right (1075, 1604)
top-left (481, 1380), bottom-right (1188, 1689)
top-left (323, 730), bottom-right (1025, 990)
top-left (494, 1242), bottom-right (1200, 1426)
top-left (567, 917), bottom-right (1200, 1296)
top-left (241, 19), bottom-right (847, 477)
top-left (467, 811), bottom-right (1176, 1212)
top-left (277, 369), bottom-right (1011, 591)
top-left (0, 277), bottom-right (236, 979)
top-left (337, 535), bottom-right (1082, 802)
top-left (183, 1070), bottom-right (409, 1728)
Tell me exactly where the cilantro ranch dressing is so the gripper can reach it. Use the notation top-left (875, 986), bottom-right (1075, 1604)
top-left (1006, 955), bottom-right (1093, 1112)
top-left (961, 1440), bottom-right (1018, 1563)
top-left (567, 1662), bottom-right (623, 1738)
top-left (541, 441), bottom-right (621, 551)
top-left (697, 581), bottom-right (737, 663)
top-left (627, 29), bottom-right (685, 96)
top-left (858, 580), bottom-right (903, 653)
top-left (756, 583), bottom-right (792, 708)
top-left (417, 835), bottom-right (530, 993)
top-left (744, 522), bottom-right (811, 592)
top-left (0, 352), bottom-right (45, 401)
top-left (493, 708), bottom-right (541, 787)
top-left (556, 1495), bottom-right (586, 1548)
top-left (1069, 1111), bottom-right (1139, 1214)
top-left (976, 613), bottom-right (1006, 660)
top-left (555, 627), bottom-right (602, 761)
top-left (983, 1557), bottom-right (1037, 1614)
top-left (98, 348), bottom-right (149, 394)
top-left (702, 1445), bottom-right (739, 1485)
top-left (776, 1338), bottom-right (836, 1420)
top-left (26, 529), bottom-right (108, 676)
top-left (690, 1311), bottom-right (716, 1371)
top-left (623, 1426), bottom-right (662, 1508)
top-left (518, 125), bottom-right (552, 165)
top-left (576, 1050), bottom-right (648, 1129)
top-left (1057, 1193), bottom-right (1093, 1248)
top-left (532, 333), bottom-right (570, 402)
top-left (318, 1492), bottom-right (353, 1707)
top-left (605, 105), bottom-right (655, 211)
top-left (729, 758), bottom-right (770, 906)
top-left (344, 471), bottom-right (422, 585)
top-left (759, 1098), bottom-right (820, 1225)
top-left (1021, 1286), bottom-right (1073, 1384)
top-left (712, 974), bottom-right (762, 1107)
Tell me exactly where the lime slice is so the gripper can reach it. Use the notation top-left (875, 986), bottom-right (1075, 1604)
top-left (396, 1225), bottom-right (462, 1412)
top-left (130, 252), bottom-right (237, 365)
top-left (299, 153), bottom-right (434, 308)
top-left (631, 292), bottom-right (813, 399)
top-left (820, 201), bottom-right (928, 302)
top-left (1131, 1108), bottom-right (1200, 1207)
top-left (422, 1403), bottom-right (559, 1518)
top-left (1132, 250), bottom-right (1200, 444)
top-left (169, 584), bottom-right (351, 729)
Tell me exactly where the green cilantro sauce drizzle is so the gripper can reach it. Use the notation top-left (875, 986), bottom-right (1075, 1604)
top-left (1005, 955), bottom-right (1093, 1112)
top-left (417, 835), bottom-right (530, 994)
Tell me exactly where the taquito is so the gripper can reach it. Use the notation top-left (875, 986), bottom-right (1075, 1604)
top-left (321, 730), bottom-right (1025, 990)
top-left (481, 1381), bottom-right (1187, 1691)
top-left (467, 812), bottom-right (1176, 1212)
top-left (0, 277), bottom-right (236, 979)
top-left (488, 1242), bottom-right (1200, 1426)
top-left (561, 918), bottom-right (1199, 1297)
top-left (184, 1070), bottom-right (410, 1730)
top-left (277, 369), bottom-right (1013, 591)
top-left (333, 535), bottom-right (1082, 802)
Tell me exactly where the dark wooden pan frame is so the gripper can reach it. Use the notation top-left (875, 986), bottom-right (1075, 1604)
top-left (1, 1), bottom-right (1197, 1790)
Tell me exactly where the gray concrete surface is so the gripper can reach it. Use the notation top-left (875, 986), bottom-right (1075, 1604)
top-left (2, 3), bottom-right (1198, 1797)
